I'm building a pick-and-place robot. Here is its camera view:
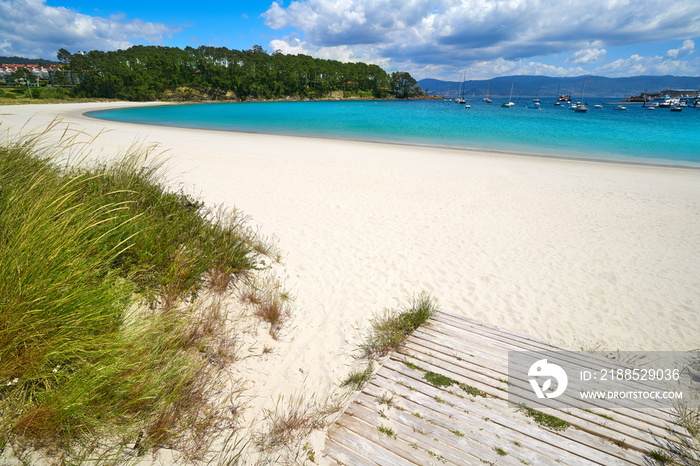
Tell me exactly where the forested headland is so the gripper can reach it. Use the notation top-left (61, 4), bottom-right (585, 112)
top-left (58, 45), bottom-right (424, 102)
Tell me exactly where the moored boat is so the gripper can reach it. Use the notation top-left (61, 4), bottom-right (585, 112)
top-left (574, 79), bottom-right (588, 113)
top-left (456, 71), bottom-right (466, 104)
top-left (483, 84), bottom-right (492, 103)
top-left (501, 83), bottom-right (515, 108)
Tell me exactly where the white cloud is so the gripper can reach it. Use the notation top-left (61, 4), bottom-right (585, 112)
top-left (262, 0), bottom-right (700, 78)
top-left (269, 35), bottom-right (307, 55)
top-left (400, 57), bottom-right (588, 81)
top-left (0, 0), bottom-right (178, 59)
top-left (452, 58), bottom-right (587, 80)
top-left (511, 60), bottom-right (589, 77)
top-left (262, 2), bottom-right (287, 29)
top-left (593, 51), bottom-right (699, 77)
top-left (666, 39), bottom-right (694, 58)
top-left (568, 48), bottom-right (607, 64)
top-left (269, 34), bottom-right (390, 66)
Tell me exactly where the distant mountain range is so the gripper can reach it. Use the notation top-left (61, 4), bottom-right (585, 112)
top-left (418, 75), bottom-right (700, 98)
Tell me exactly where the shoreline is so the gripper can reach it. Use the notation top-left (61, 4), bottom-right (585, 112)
top-left (83, 102), bottom-right (700, 171)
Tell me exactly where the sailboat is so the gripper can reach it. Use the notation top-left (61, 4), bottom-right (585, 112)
top-left (574, 79), bottom-right (589, 113)
top-left (457, 71), bottom-right (466, 104)
top-left (483, 84), bottom-right (492, 103)
top-left (501, 83), bottom-right (515, 107)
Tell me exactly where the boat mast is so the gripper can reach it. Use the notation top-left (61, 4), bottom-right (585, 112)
top-left (458, 72), bottom-right (463, 100)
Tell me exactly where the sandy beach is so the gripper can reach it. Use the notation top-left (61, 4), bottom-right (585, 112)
top-left (2, 102), bottom-right (699, 460)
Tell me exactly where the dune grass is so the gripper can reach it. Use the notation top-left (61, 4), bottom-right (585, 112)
top-left (0, 131), bottom-right (278, 462)
top-left (255, 393), bottom-right (337, 462)
top-left (652, 395), bottom-right (700, 465)
top-left (359, 292), bottom-right (438, 360)
top-left (339, 292), bottom-right (437, 392)
top-left (239, 273), bottom-right (292, 339)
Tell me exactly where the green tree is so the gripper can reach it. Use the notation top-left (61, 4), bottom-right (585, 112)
top-left (57, 48), bottom-right (72, 66)
top-left (390, 71), bottom-right (423, 99)
top-left (51, 70), bottom-right (70, 86)
top-left (10, 67), bottom-right (35, 98)
top-left (66, 44), bottom-right (420, 101)
top-left (250, 45), bottom-right (267, 54)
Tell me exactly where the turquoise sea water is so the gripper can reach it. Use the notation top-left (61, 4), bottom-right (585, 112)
top-left (88, 100), bottom-right (700, 167)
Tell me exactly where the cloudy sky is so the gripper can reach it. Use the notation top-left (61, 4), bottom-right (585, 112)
top-left (1, 0), bottom-right (699, 80)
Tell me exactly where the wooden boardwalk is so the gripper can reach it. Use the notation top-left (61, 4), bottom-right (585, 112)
top-left (323, 310), bottom-right (689, 465)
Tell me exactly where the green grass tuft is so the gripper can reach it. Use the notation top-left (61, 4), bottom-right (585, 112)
top-left (403, 360), bottom-right (425, 372)
top-left (460, 383), bottom-right (487, 398)
top-left (359, 292), bottom-right (437, 360)
top-left (652, 401), bottom-right (700, 465)
top-left (520, 406), bottom-right (570, 432)
top-left (377, 425), bottom-right (397, 439)
top-left (241, 273), bottom-right (292, 338)
top-left (376, 392), bottom-right (395, 407)
top-left (340, 364), bottom-right (374, 390)
top-left (646, 449), bottom-right (672, 464)
top-left (0, 132), bottom-right (277, 461)
top-left (424, 371), bottom-right (458, 388)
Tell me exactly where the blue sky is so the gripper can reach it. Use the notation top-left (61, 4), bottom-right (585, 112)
top-left (2, 0), bottom-right (700, 80)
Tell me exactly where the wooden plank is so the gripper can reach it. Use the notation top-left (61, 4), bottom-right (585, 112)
top-left (356, 382), bottom-right (567, 466)
top-left (371, 364), bottom-right (644, 466)
top-left (422, 313), bottom-right (685, 437)
top-left (394, 338), bottom-right (679, 454)
top-left (392, 348), bottom-right (506, 400)
top-left (324, 311), bottom-right (686, 466)
top-left (326, 418), bottom-right (417, 465)
top-left (396, 341), bottom-right (677, 444)
top-left (324, 436), bottom-right (380, 466)
top-left (345, 400), bottom-right (486, 465)
top-left (417, 315), bottom-right (680, 423)
top-left (432, 309), bottom-right (553, 343)
top-left (363, 372), bottom-right (638, 466)
top-left (333, 409), bottom-right (446, 465)
top-left (434, 311), bottom-right (684, 396)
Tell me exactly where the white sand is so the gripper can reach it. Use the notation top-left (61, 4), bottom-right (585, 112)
top-left (2, 102), bottom-right (699, 459)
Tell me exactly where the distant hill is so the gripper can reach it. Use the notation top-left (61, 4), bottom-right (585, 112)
top-left (418, 75), bottom-right (700, 98)
top-left (0, 55), bottom-right (59, 65)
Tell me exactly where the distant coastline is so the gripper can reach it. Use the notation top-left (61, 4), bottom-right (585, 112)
top-left (421, 75), bottom-right (700, 99)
